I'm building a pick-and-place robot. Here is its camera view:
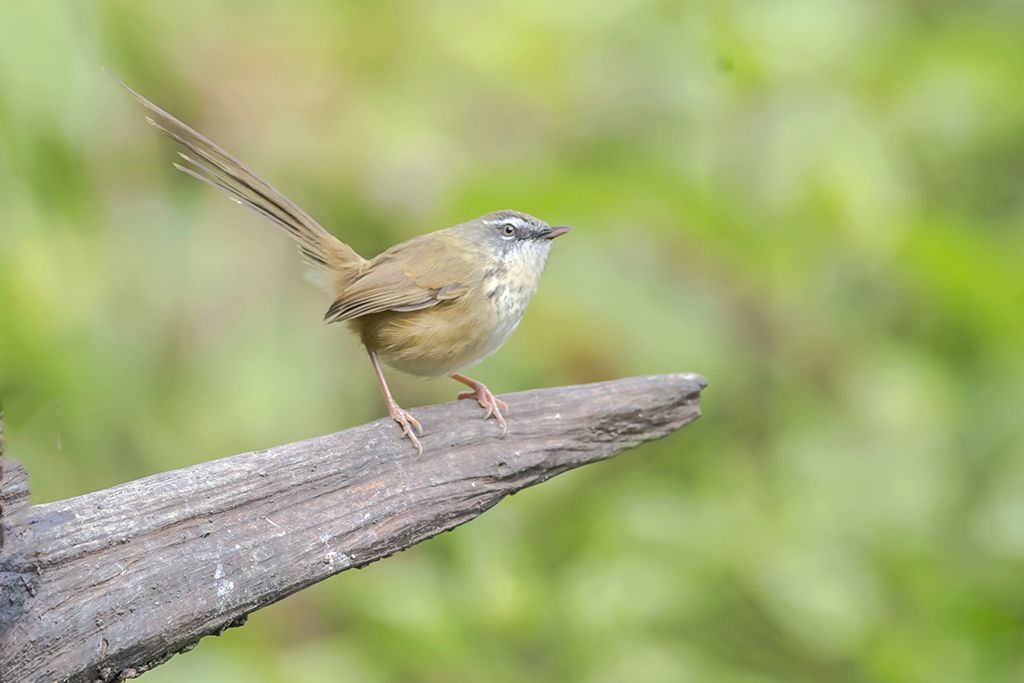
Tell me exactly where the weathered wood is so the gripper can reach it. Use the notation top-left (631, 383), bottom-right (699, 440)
top-left (0, 373), bottom-right (706, 682)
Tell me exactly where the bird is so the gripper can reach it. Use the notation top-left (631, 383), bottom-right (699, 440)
top-left (121, 81), bottom-right (571, 453)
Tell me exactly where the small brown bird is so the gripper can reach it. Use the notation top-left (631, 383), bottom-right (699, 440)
top-left (123, 83), bottom-right (570, 452)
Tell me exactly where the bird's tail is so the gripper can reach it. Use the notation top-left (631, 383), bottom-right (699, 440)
top-left (119, 79), bottom-right (364, 280)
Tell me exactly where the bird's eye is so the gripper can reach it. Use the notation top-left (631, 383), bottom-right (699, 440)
top-left (500, 223), bottom-right (516, 238)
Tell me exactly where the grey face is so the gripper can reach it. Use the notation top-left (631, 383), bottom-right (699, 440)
top-left (474, 210), bottom-right (572, 259)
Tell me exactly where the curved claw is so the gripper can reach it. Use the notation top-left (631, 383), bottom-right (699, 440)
top-left (385, 400), bottom-right (423, 454)
top-left (456, 387), bottom-right (509, 435)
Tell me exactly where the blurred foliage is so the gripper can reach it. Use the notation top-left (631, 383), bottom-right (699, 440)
top-left (2, 1), bottom-right (1024, 681)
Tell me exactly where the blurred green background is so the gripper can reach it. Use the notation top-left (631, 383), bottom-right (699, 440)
top-left (2, 1), bottom-right (1023, 681)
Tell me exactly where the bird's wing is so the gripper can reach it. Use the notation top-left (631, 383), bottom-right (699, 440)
top-left (324, 234), bottom-right (474, 322)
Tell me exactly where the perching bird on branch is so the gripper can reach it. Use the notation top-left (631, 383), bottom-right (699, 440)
top-left (120, 81), bottom-right (571, 452)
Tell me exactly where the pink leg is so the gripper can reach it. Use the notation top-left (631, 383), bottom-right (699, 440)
top-left (451, 373), bottom-right (509, 434)
top-left (369, 350), bottom-right (423, 453)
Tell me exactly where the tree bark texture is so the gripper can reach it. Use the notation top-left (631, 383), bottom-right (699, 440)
top-left (0, 373), bottom-right (706, 682)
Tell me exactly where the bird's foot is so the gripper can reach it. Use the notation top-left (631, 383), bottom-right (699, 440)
top-left (385, 399), bottom-right (423, 454)
top-left (457, 383), bottom-right (509, 435)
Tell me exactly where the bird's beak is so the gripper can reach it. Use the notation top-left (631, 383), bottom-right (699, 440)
top-left (543, 225), bottom-right (573, 240)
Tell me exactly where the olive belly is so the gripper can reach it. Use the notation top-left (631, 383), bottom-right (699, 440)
top-left (351, 295), bottom-right (520, 378)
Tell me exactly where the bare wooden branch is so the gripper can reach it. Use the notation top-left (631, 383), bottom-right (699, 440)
top-left (0, 373), bottom-right (706, 682)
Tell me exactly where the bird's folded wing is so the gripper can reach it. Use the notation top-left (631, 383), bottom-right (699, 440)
top-left (324, 236), bottom-right (473, 322)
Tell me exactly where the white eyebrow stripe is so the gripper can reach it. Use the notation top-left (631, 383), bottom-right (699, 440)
top-left (484, 216), bottom-right (530, 228)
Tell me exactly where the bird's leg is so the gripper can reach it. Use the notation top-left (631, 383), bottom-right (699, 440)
top-left (368, 349), bottom-right (423, 453)
top-left (451, 373), bottom-right (509, 434)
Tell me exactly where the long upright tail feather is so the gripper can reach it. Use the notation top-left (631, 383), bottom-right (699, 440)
top-left (118, 78), bottom-right (363, 272)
